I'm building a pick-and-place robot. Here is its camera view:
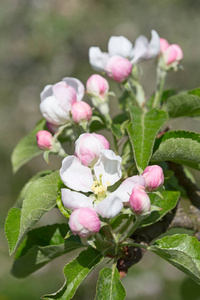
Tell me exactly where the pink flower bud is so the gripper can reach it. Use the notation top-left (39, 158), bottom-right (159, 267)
top-left (86, 74), bottom-right (109, 98)
top-left (36, 130), bottom-right (54, 150)
top-left (69, 207), bottom-right (101, 237)
top-left (105, 55), bottom-right (132, 83)
top-left (71, 101), bottom-right (92, 123)
top-left (129, 185), bottom-right (151, 215)
top-left (163, 44), bottom-right (183, 65)
top-left (142, 165), bottom-right (164, 191)
top-left (159, 38), bottom-right (169, 53)
top-left (75, 133), bottom-right (109, 166)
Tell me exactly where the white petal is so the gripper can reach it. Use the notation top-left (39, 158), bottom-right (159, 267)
top-left (113, 175), bottom-right (146, 202)
top-left (94, 149), bottom-right (122, 186)
top-left (148, 30), bottom-right (160, 58)
top-left (89, 47), bottom-right (109, 72)
top-left (108, 36), bottom-right (133, 58)
top-left (40, 85), bottom-right (53, 102)
top-left (61, 188), bottom-right (93, 210)
top-left (62, 77), bottom-right (85, 102)
top-left (131, 35), bottom-right (149, 64)
top-left (95, 194), bottom-right (123, 218)
top-left (40, 96), bottom-right (69, 125)
top-left (131, 30), bottom-right (160, 64)
top-left (60, 156), bottom-right (93, 192)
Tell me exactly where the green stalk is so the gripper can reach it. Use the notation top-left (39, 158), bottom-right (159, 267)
top-left (152, 66), bottom-right (167, 108)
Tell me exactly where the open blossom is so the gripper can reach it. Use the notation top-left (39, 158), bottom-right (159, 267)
top-left (142, 165), bottom-right (164, 191)
top-left (75, 133), bottom-right (110, 166)
top-left (60, 148), bottom-right (146, 219)
top-left (40, 77), bottom-right (85, 125)
top-left (36, 130), bottom-right (54, 150)
top-left (69, 207), bottom-right (101, 237)
top-left (159, 38), bottom-right (183, 69)
top-left (89, 30), bottom-right (160, 73)
top-left (71, 101), bottom-right (92, 124)
top-left (129, 185), bottom-right (151, 215)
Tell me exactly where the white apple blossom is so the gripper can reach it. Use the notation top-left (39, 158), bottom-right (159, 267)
top-left (60, 149), bottom-right (145, 219)
top-left (89, 30), bottom-right (160, 72)
top-left (40, 77), bottom-right (85, 125)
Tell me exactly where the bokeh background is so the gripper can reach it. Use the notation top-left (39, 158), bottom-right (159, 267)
top-left (1, 0), bottom-right (200, 299)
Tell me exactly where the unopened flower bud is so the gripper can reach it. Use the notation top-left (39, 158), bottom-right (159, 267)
top-left (75, 133), bottom-right (109, 166)
top-left (36, 130), bottom-right (54, 150)
top-left (129, 185), bottom-right (151, 215)
top-left (69, 207), bottom-right (101, 238)
top-left (163, 44), bottom-right (183, 65)
top-left (159, 38), bottom-right (183, 69)
top-left (86, 74), bottom-right (109, 98)
top-left (71, 101), bottom-right (92, 124)
top-left (105, 55), bottom-right (132, 83)
top-left (142, 165), bottom-right (164, 191)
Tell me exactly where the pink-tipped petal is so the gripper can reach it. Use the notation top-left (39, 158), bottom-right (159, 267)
top-left (60, 156), bottom-right (93, 192)
top-left (36, 130), bottom-right (53, 150)
top-left (142, 165), bottom-right (164, 191)
top-left (62, 77), bottom-right (85, 102)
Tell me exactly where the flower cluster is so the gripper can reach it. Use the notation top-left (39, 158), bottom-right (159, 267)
top-left (59, 133), bottom-right (164, 237)
top-left (35, 31), bottom-right (182, 239)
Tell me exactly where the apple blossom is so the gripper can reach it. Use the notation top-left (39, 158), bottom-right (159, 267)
top-left (89, 30), bottom-right (160, 72)
top-left (74, 133), bottom-right (110, 166)
top-left (129, 185), bottom-right (151, 215)
top-left (60, 148), bottom-right (146, 219)
top-left (40, 78), bottom-right (84, 126)
top-left (71, 101), bottom-right (92, 124)
top-left (142, 165), bottom-right (164, 191)
top-left (69, 207), bottom-right (101, 237)
top-left (36, 130), bottom-right (54, 150)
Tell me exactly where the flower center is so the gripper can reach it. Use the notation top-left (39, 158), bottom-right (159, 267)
top-left (91, 180), bottom-right (107, 196)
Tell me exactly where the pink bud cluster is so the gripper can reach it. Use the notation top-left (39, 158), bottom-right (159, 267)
top-left (160, 38), bottom-right (183, 67)
top-left (129, 165), bottom-right (164, 215)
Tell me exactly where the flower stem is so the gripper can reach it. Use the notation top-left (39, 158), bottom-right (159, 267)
top-left (152, 66), bottom-right (166, 108)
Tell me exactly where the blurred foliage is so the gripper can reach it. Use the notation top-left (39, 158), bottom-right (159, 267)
top-left (1, 0), bottom-right (200, 299)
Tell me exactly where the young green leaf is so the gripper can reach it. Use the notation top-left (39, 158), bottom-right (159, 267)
top-left (127, 108), bottom-right (168, 172)
top-left (95, 266), bottom-right (126, 300)
top-left (5, 207), bottom-right (21, 255)
top-left (163, 93), bottom-right (200, 118)
top-left (152, 131), bottom-right (200, 170)
top-left (7, 171), bottom-right (60, 254)
top-left (149, 234), bottom-right (200, 284)
top-left (140, 190), bottom-right (180, 227)
top-left (11, 119), bottom-right (46, 173)
top-left (11, 224), bottom-right (83, 277)
top-left (42, 247), bottom-right (104, 300)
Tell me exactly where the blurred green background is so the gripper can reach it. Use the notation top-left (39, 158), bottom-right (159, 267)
top-left (1, 0), bottom-right (200, 299)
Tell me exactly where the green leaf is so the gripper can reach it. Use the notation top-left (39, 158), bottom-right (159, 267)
top-left (127, 108), bottom-right (168, 172)
top-left (7, 171), bottom-right (60, 255)
top-left (152, 131), bottom-right (200, 170)
top-left (149, 234), bottom-right (200, 284)
top-left (11, 119), bottom-right (46, 173)
top-left (15, 170), bottom-right (53, 208)
top-left (11, 224), bottom-right (83, 277)
top-left (163, 93), bottom-right (200, 118)
top-left (188, 87), bottom-right (200, 97)
top-left (42, 247), bottom-right (103, 300)
top-left (95, 266), bottom-right (126, 300)
top-left (5, 208), bottom-right (21, 255)
top-left (140, 190), bottom-right (180, 227)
